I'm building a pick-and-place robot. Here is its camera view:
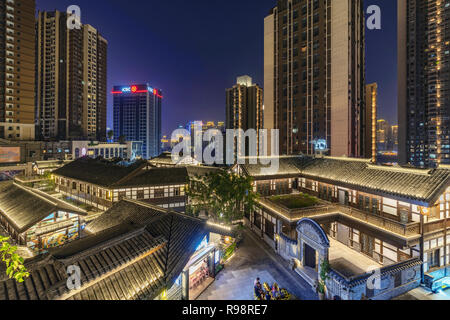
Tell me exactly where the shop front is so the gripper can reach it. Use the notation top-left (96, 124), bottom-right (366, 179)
top-left (181, 241), bottom-right (219, 300)
top-left (177, 232), bottom-right (237, 300)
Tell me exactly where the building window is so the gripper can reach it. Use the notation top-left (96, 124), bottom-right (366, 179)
top-left (265, 219), bottom-right (275, 239)
top-left (253, 212), bottom-right (261, 229)
top-left (429, 249), bottom-right (441, 269)
top-left (154, 188), bottom-right (165, 198)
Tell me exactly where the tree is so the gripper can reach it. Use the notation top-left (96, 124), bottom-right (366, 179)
top-left (0, 236), bottom-right (29, 283)
top-left (187, 170), bottom-right (258, 224)
top-left (317, 259), bottom-right (331, 297)
top-left (107, 130), bottom-right (114, 141)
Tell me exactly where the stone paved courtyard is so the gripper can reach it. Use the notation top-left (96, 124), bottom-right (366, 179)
top-left (198, 228), bottom-right (318, 300)
top-left (394, 286), bottom-right (450, 300)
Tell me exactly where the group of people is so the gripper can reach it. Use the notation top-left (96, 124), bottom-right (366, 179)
top-left (253, 278), bottom-right (287, 300)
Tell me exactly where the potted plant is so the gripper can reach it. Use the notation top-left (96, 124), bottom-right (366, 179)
top-left (317, 259), bottom-right (330, 301)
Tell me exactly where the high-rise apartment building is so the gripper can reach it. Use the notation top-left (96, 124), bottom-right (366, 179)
top-left (36, 11), bottom-right (107, 141)
top-left (226, 75), bottom-right (263, 155)
top-left (0, 0), bottom-right (36, 140)
top-left (112, 84), bottom-right (162, 159)
top-left (392, 125), bottom-right (399, 152)
top-left (365, 83), bottom-right (377, 162)
top-left (398, 0), bottom-right (450, 167)
top-left (377, 119), bottom-right (391, 152)
top-left (264, 0), bottom-right (365, 157)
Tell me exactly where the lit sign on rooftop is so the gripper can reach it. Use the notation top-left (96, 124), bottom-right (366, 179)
top-left (111, 85), bottom-right (163, 98)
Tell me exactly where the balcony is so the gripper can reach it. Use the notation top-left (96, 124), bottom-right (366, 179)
top-left (258, 197), bottom-right (421, 239)
top-left (424, 219), bottom-right (450, 234)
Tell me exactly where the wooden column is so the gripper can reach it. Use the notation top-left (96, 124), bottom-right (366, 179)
top-left (181, 270), bottom-right (189, 301)
top-left (420, 214), bottom-right (425, 283)
top-left (208, 250), bottom-right (216, 279)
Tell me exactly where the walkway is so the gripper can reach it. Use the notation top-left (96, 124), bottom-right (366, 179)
top-left (329, 239), bottom-right (383, 278)
top-left (198, 228), bottom-right (318, 300)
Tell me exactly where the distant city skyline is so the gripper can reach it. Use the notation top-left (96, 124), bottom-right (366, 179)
top-left (36, 0), bottom-right (398, 138)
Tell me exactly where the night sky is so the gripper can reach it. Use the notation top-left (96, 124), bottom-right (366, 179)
top-left (36, 0), bottom-right (398, 136)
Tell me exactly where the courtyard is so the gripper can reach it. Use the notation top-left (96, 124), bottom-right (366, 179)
top-left (197, 228), bottom-right (318, 300)
top-left (329, 239), bottom-right (383, 278)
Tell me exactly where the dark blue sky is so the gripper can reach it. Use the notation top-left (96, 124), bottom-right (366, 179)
top-left (37, 0), bottom-right (398, 136)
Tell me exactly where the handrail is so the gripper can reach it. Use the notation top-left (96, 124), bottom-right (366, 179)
top-left (258, 198), bottom-right (421, 237)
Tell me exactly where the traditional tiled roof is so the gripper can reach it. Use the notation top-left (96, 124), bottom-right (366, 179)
top-left (240, 156), bottom-right (450, 205)
top-left (149, 152), bottom-right (201, 166)
top-left (0, 181), bottom-right (87, 233)
top-left (329, 258), bottom-right (422, 288)
top-left (115, 167), bottom-right (191, 187)
top-left (35, 160), bottom-right (71, 170)
top-left (239, 156), bottom-right (302, 178)
top-left (53, 157), bottom-right (218, 188)
top-left (0, 200), bottom-right (209, 300)
top-left (149, 152), bottom-right (175, 165)
top-left (52, 157), bottom-right (148, 187)
top-left (85, 200), bottom-right (167, 234)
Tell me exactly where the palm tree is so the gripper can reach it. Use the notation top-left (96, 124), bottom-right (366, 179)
top-left (107, 130), bottom-right (114, 142)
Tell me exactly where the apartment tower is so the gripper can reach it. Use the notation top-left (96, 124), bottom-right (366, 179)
top-left (36, 11), bottom-right (107, 141)
top-left (264, 0), bottom-right (365, 157)
top-left (365, 83), bottom-right (377, 162)
top-left (226, 75), bottom-right (263, 156)
top-left (0, 0), bottom-right (36, 140)
top-left (398, 0), bottom-right (450, 167)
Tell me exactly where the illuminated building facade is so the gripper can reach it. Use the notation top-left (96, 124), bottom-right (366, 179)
top-left (365, 83), bottom-right (378, 162)
top-left (377, 119), bottom-right (391, 152)
top-left (226, 76), bottom-right (263, 156)
top-left (36, 11), bottom-right (108, 141)
top-left (71, 140), bottom-right (143, 161)
top-left (398, 0), bottom-right (450, 168)
top-left (184, 121), bottom-right (226, 160)
top-left (264, 0), bottom-right (366, 157)
top-left (0, 0), bottom-right (36, 140)
top-left (0, 199), bottom-right (231, 301)
top-left (53, 157), bottom-right (217, 211)
top-left (237, 155), bottom-right (450, 299)
top-left (112, 84), bottom-right (162, 159)
top-left (0, 180), bottom-right (86, 253)
top-left (392, 125), bottom-right (399, 151)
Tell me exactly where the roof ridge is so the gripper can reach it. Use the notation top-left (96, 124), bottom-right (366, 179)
top-left (22, 184), bottom-right (87, 214)
top-left (125, 199), bottom-right (207, 224)
top-left (111, 161), bottom-right (149, 187)
top-left (13, 182), bottom-right (58, 207)
top-left (52, 224), bottom-right (151, 261)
